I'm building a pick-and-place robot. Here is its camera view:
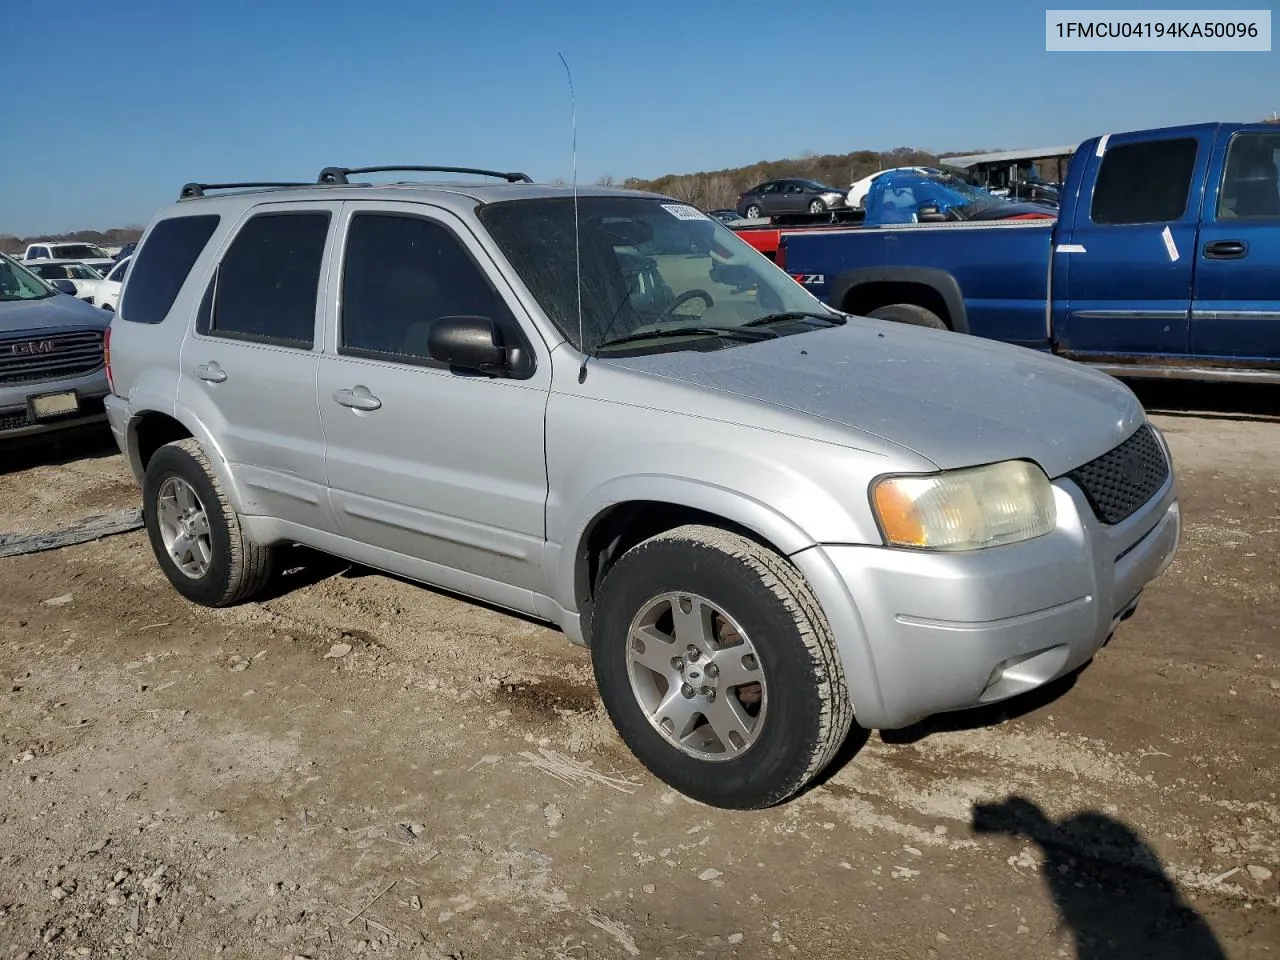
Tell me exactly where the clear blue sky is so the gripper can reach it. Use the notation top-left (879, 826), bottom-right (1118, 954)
top-left (1, 0), bottom-right (1275, 235)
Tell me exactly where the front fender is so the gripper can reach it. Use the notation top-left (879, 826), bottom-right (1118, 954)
top-left (554, 472), bottom-right (820, 614)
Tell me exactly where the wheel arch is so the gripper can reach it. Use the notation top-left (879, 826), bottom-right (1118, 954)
top-left (561, 477), bottom-right (818, 645)
top-left (830, 267), bottom-right (970, 334)
top-left (126, 407), bottom-right (251, 514)
top-left (560, 479), bottom-right (889, 732)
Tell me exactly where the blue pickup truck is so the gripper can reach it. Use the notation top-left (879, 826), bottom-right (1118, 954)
top-left (778, 122), bottom-right (1280, 383)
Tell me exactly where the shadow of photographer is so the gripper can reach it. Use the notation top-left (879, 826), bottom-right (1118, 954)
top-left (972, 796), bottom-right (1227, 960)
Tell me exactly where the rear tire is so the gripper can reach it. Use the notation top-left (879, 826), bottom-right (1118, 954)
top-left (867, 303), bottom-right (949, 330)
top-left (142, 438), bottom-right (276, 607)
top-left (590, 525), bottom-right (854, 809)
top-left (744, 204), bottom-right (762, 219)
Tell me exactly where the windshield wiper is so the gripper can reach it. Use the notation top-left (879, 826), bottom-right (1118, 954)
top-left (596, 325), bottom-right (776, 350)
top-left (741, 311), bottom-right (847, 328)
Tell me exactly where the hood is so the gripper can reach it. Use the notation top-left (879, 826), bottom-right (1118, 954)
top-left (0, 293), bottom-right (110, 335)
top-left (603, 320), bottom-right (1145, 478)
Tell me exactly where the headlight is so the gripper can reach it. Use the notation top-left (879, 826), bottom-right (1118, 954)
top-left (871, 460), bottom-right (1056, 551)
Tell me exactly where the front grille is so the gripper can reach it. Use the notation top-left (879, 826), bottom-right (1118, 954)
top-left (1066, 424), bottom-right (1170, 525)
top-left (0, 330), bottom-right (105, 386)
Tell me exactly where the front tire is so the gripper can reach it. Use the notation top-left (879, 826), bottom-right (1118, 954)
top-left (867, 303), bottom-right (949, 330)
top-left (808, 199), bottom-right (827, 214)
top-left (142, 438), bottom-right (276, 607)
top-left (590, 525), bottom-right (854, 809)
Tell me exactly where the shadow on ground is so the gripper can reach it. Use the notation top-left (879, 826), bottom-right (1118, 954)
top-left (973, 796), bottom-right (1228, 960)
top-left (877, 670), bottom-right (1081, 746)
top-left (1127, 379), bottom-right (1280, 423)
top-left (1, 424), bottom-right (117, 476)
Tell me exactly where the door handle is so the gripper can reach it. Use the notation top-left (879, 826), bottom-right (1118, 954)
top-left (1203, 239), bottom-right (1248, 260)
top-left (332, 385), bottom-right (382, 411)
top-left (194, 362), bottom-right (227, 383)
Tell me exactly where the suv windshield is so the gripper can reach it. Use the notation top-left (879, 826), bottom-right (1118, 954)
top-left (478, 196), bottom-right (835, 354)
top-left (0, 254), bottom-right (55, 301)
top-left (52, 243), bottom-right (109, 260)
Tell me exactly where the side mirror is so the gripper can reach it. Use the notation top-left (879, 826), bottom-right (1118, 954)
top-left (916, 203), bottom-right (947, 223)
top-left (50, 279), bottom-right (78, 295)
top-left (428, 315), bottom-right (509, 375)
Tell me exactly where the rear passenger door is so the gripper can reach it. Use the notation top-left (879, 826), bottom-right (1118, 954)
top-left (1191, 128), bottom-right (1280, 362)
top-left (316, 201), bottom-right (551, 612)
top-left (177, 203), bottom-right (338, 533)
top-left (1057, 129), bottom-right (1212, 359)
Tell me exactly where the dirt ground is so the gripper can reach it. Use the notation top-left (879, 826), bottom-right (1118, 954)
top-left (1, 382), bottom-right (1277, 960)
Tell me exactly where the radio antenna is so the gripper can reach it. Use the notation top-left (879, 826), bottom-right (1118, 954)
top-left (558, 53), bottom-right (587, 383)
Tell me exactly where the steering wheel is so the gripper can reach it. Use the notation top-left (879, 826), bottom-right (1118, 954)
top-left (659, 289), bottom-right (714, 321)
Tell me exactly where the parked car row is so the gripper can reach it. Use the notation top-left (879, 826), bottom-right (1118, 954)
top-left (729, 166), bottom-right (1062, 223)
top-left (2, 251), bottom-right (132, 309)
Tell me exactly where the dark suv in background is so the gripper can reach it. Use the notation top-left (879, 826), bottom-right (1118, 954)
top-left (736, 178), bottom-right (848, 219)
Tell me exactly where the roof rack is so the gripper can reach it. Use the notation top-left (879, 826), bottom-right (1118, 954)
top-left (316, 165), bottom-right (533, 185)
top-left (180, 181), bottom-right (311, 200)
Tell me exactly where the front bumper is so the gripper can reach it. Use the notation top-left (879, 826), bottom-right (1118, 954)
top-left (0, 372), bottom-right (110, 440)
top-left (799, 465), bottom-right (1179, 730)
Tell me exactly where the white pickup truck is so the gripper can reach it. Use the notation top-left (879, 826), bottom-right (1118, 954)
top-left (22, 241), bottom-right (116, 274)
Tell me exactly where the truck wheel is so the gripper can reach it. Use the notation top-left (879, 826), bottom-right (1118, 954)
top-left (590, 524), bottom-right (854, 809)
top-left (142, 438), bottom-right (277, 607)
top-left (744, 204), bottom-right (761, 219)
top-left (867, 303), bottom-right (949, 331)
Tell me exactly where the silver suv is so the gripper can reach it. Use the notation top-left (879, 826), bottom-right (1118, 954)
top-left (104, 167), bottom-right (1181, 809)
top-left (1, 252), bottom-right (111, 442)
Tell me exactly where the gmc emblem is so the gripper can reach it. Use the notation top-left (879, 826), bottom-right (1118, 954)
top-left (791, 274), bottom-right (824, 285)
top-left (7, 339), bottom-right (56, 356)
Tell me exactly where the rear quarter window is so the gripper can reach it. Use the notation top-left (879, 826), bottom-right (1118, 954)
top-left (118, 214), bottom-right (221, 324)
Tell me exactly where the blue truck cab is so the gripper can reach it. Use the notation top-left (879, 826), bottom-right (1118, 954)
top-left (780, 122), bottom-right (1280, 382)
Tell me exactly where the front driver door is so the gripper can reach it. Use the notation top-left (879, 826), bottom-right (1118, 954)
top-left (317, 201), bottom-right (552, 614)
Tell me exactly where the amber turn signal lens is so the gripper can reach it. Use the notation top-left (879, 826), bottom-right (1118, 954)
top-left (872, 481), bottom-right (927, 547)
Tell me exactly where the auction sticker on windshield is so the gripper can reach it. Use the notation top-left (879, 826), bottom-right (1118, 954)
top-left (661, 204), bottom-right (708, 220)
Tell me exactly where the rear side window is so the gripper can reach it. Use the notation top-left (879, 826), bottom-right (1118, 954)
top-left (119, 214), bottom-right (220, 324)
top-left (1091, 138), bottom-right (1198, 225)
top-left (203, 212), bottom-right (329, 349)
